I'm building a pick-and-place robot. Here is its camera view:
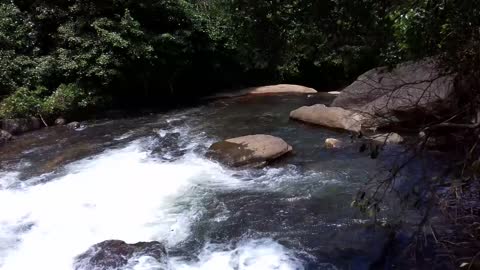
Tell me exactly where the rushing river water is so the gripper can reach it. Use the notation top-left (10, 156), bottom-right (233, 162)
top-left (0, 94), bottom-right (437, 270)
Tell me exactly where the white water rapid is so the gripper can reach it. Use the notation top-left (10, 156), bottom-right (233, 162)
top-left (0, 135), bottom-right (305, 270)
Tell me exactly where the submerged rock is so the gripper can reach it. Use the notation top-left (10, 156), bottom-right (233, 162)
top-left (368, 133), bottom-right (404, 145)
top-left (0, 129), bottom-right (12, 145)
top-left (325, 138), bottom-right (343, 149)
top-left (151, 132), bottom-right (187, 160)
top-left (0, 117), bottom-right (42, 135)
top-left (359, 133), bottom-right (404, 159)
top-left (74, 240), bottom-right (167, 270)
top-left (55, 117), bottom-right (67, 125)
top-left (39, 143), bottom-right (98, 173)
top-left (332, 58), bottom-right (457, 127)
top-left (207, 134), bottom-right (292, 167)
top-left (290, 104), bottom-right (364, 132)
top-left (67, 121), bottom-right (81, 129)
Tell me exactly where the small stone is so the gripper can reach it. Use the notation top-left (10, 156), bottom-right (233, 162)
top-left (54, 117), bottom-right (67, 126)
top-left (67, 122), bottom-right (81, 129)
top-left (325, 138), bottom-right (343, 149)
top-left (0, 129), bottom-right (13, 145)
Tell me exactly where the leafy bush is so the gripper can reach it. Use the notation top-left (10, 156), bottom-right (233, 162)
top-left (40, 84), bottom-right (100, 118)
top-left (0, 84), bottom-right (100, 120)
top-left (0, 87), bottom-right (46, 118)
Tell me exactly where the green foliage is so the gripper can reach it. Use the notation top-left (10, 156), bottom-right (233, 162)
top-left (383, 0), bottom-right (480, 67)
top-left (0, 86), bottom-right (46, 118)
top-left (0, 0), bottom-right (478, 119)
top-left (0, 84), bottom-right (100, 119)
top-left (40, 84), bottom-right (100, 117)
top-left (0, 2), bottom-right (36, 96)
top-left (0, 2), bottom-right (33, 51)
top-left (196, 0), bottom-right (391, 85)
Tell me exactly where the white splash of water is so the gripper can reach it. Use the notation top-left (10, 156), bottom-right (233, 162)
top-left (0, 140), bottom-right (241, 270)
top-left (169, 239), bottom-right (304, 270)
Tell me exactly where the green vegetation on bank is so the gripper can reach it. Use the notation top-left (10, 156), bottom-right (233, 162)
top-left (0, 0), bottom-right (479, 121)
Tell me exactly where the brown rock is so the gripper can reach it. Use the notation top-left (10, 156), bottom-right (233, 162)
top-left (290, 104), bottom-right (364, 132)
top-left (207, 134), bottom-right (293, 167)
top-left (325, 138), bottom-right (343, 149)
top-left (246, 84), bottom-right (317, 95)
top-left (207, 84), bottom-right (317, 99)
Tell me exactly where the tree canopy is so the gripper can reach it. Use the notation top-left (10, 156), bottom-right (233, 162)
top-left (0, 0), bottom-right (478, 120)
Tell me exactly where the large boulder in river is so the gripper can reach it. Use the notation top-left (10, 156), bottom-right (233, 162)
top-left (0, 117), bottom-right (42, 135)
top-left (0, 130), bottom-right (12, 145)
top-left (245, 84), bottom-right (317, 95)
top-left (290, 104), bottom-right (364, 132)
top-left (331, 58), bottom-right (456, 127)
top-left (74, 240), bottom-right (167, 270)
top-left (207, 84), bottom-right (317, 99)
top-left (207, 134), bottom-right (292, 167)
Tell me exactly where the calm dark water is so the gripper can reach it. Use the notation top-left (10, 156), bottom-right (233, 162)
top-left (0, 94), bottom-right (436, 270)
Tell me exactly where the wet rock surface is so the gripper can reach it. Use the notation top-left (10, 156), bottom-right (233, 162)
top-left (74, 240), bottom-right (167, 270)
top-left (0, 129), bottom-right (12, 145)
top-left (325, 138), bottom-right (343, 149)
top-left (207, 134), bottom-right (293, 167)
top-left (290, 104), bottom-right (364, 132)
top-left (55, 117), bottom-right (67, 126)
top-left (67, 121), bottom-right (81, 129)
top-left (0, 117), bottom-right (42, 135)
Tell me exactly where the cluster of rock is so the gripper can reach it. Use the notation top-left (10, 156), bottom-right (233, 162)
top-left (2, 59), bottom-right (453, 160)
top-left (209, 58), bottom-right (456, 166)
top-left (0, 117), bottom-right (42, 146)
top-left (0, 116), bottom-right (82, 146)
top-left (291, 58), bottom-right (456, 131)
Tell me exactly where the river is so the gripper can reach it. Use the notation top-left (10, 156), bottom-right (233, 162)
top-left (0, 94), bottom-right (437, 270)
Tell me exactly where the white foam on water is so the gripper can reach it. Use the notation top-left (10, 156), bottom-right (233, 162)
top-left (169, 239), bottom-right (304, 270)
top-left (0, 140), bottom-right (243, 270)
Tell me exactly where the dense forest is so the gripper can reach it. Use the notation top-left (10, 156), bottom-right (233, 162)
top-left (1, 0), bottom-right (478, 121)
